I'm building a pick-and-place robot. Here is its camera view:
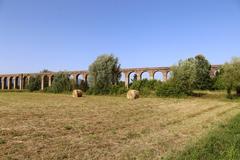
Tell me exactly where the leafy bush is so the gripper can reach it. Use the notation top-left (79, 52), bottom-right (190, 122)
top-left (130, 79), bottom-right (161, 96)
top-left (71, 80), bottom-right (89, 92)
top-left (156, 81), bottom-right (185, 97)
top-left (221, 57), bottom-right (240, 97)
top-left (86, 86), bottom-right (110, 95)
top-left (211, 75), bottom-right (225, 90)
top-left (109, 85), bottom-right (128, 95)
top-left (46, 73), bottom-right (72, 93)
top-left (86, 83), bottom-right (127, 95)
top-left (27, 76), bottom-right (41, 92)
top-left (194, 54), bottom-right (212, 90)
top-left (171, 58), bottom-right (196, 95)
top-left (236, 85), bottom-right (240, 96)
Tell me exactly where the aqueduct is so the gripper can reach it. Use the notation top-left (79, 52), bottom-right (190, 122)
top-left (0, 65), bottom-right (221, 90)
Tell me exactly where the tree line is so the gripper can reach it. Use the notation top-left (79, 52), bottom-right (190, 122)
top-left (27, 54), bottom-right (240, 98)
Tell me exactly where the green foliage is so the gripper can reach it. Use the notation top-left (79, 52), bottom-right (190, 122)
top-left (46, 73), bottom-right (72, 93)
top-left (221, 57), bottom-right (240, 97)
top-left (109, 84), bottom-right (128, 95)
top-left (86, 82), bottom-right (127, 95)
top-left (211, 67), bottom-right (225, 90)
top-left (194, 54), bottom-right (212, 90)
top-left (130, 79), bottom-right (161, 96)
top-left (156, 58), bottom-right (197, 97)
top-left (171, 58), bottom-right (197, 95)
top-left (27, 75), bottom-right (41, 92)
top-left (88, 54), bottom-right (121, 94)
top-left (71, 80), bottom-right (89, 92)
top-left (156, 81), bottom-right (184, 97)
top-left (167, 113), bottom-right (240, 160)
top-left (236, 84), bottom-right (240, 96)
top-left (78, 80), bottom-right (89, 92)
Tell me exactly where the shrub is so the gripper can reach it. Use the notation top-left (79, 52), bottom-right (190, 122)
top-left (236, 85), bottom-right (240, 96)
top-left (212, 75), bottom-right (225, 90)
top-left (109, 85), bottom-right (128, 95)
top-left (86, 86), bottom-right (110, 95)
top-left (27, 75), bottom-right (41, 92)
top-left (194, 54), bottom-right (212, 90)
top-left (130, 79), bottom-right (161, 96)
top-left (86, 84), bottom-right (127, 95)
top-left (156, 81), bottom-right (185, 97)
top-left (47, 73), bottom-right (72, 93)
top-left (221, 57), bottom-right (240, 97)
top-left (171, 58), bottom-right (196, 95)
top-left (71, 80), bottom-right (89, 92)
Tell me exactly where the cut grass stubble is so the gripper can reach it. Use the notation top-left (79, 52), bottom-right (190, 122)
top-left (0, 92), bottom-right (239, 160)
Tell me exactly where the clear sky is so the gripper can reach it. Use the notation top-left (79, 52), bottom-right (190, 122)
top-left (0, 0), bottom-right (240, 74)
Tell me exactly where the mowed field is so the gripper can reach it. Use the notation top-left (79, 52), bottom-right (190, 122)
top-left (0, 92), bottom-right (239, 160)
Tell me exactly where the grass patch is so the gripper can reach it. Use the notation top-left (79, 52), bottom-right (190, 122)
top-left (167, 113), bottom-right (240, 160)
top-left (64, 125), bottom-right (73, 130)
top-left (0, 138), bottom-right (6, 144)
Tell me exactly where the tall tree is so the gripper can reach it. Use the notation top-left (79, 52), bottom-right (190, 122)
top-left (171, 58), bottom-right (197, 95)
top-left (88, 54), bottom-right (121, 89)
top-left (222, 57), bottom-right (240, 97)
top-left (194, 54), bottom-right (212, 90)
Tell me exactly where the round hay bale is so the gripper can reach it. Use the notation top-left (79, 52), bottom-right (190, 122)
top-left (127, 90), bottom-right (140, 100)
top-left (72, 89), bottom-right (83, 98)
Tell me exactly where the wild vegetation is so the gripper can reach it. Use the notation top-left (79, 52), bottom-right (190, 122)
top-left (27, 75), bottom-right (41, 92)
top-left (24, 54), bottom-right (240, 99)
top-left (221, 57), bottom-right (240, 98)
top-left (87, 54), bottom-right (122, 95)
top-left (45, 73), bottom-right (72, 93)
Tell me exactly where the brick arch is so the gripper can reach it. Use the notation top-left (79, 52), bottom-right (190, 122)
top-left (153, 70), bottom-right (164, 81)
top-left (127, 71), bottom-right (138, 85)
top-left (140, 71), bottom-right (150, 80)
top-left (9, 77), bottom-right (14, 89)
top-left (41, 75), bottom-right (49, 89)
top-left (76, 73), bottom-right (84, 85)
top-left (15, 76), bottom-right (20, 89)
top-left (2, 77), bottom-right (7, 89)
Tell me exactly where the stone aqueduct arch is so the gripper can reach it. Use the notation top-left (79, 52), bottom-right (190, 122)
top-left (0, 65), bottom-right (221, 90)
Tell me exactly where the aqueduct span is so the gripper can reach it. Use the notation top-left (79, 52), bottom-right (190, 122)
top-left (0, 65), bottom-right (220, 90)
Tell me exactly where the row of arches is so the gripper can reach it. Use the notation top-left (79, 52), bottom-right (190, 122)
top-left (119, 70), bottom-right (172, 87)
top-left (0, 68), bottom-right (221, 90)
top-left (0, 71), bottom-right (171, 90)
top-left (0, 76), bottom-right (29, 90)
top-left (40, 73), bottom-right (88, 89)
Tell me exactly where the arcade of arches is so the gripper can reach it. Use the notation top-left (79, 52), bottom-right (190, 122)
top-left (0, 65), bottom-right (220, 90)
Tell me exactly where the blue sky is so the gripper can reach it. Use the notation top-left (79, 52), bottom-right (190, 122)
top-left (0, 0), bottom-right (240, 74)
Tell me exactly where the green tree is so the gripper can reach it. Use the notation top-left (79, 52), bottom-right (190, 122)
top-left (27, 75), bottom-right (41, 92)
top-left (222, 57), bottom-right (240, 97)
top-left (194, 54), bottom-right (212, 90)
top-left (212, 67), bottom-right (225, 90)
top-left (171, 58), bottom-right (197, 95)
top-left (88, 54), bottom-right (121, 91)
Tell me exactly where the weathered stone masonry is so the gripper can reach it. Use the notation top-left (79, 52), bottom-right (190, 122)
top-left (0, 65), bottom-right (220, 90)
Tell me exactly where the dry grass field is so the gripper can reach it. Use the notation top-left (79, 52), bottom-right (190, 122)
top-left (0, 92), bottom-right (239, 160)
